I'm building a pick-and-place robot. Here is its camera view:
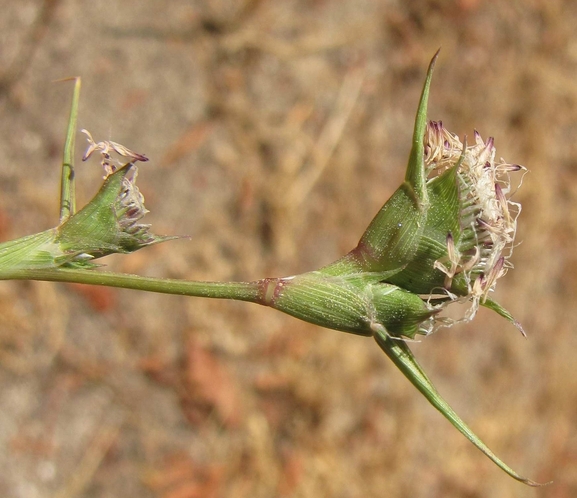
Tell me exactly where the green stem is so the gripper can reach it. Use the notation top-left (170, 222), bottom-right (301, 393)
top-left (2, 267), bottom-right (262, 303)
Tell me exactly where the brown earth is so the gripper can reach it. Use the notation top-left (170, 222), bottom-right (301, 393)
top-left (0, 1), bottom-right (576, 497)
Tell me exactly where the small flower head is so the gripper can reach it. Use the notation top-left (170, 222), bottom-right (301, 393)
top-left (56, 137), bottom-right (177, 263)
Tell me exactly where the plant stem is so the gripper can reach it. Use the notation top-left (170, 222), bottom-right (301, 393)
top-left (3, 267), bottom-right (262, 303)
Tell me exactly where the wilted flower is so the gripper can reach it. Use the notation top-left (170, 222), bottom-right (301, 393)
top-left (81, 129), bottom-right (148, 178)
top-left (424, 121), bottom-right (525, 323)
top-left (424, 122), bottom-right (525, 328)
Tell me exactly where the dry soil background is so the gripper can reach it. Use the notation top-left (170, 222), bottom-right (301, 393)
top-left (0, 1), bottom-right (576, 497)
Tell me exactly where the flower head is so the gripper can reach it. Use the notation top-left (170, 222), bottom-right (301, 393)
top-left (273, 53), bottom-right (527, 339)
top-left (423, 121), bottom-right (525, 328)
top-left (261, 53), bottom-right (540, 485)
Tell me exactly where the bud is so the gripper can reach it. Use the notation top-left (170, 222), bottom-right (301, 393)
top-left (81, 129), bottom-right (149, 177)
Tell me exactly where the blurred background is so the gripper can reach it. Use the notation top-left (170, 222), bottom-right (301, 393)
top-left (0, 1), bottom-right (576, 497)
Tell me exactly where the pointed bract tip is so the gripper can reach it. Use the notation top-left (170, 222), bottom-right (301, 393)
top-left (53, 76), bottom-right (81, 84)
top-left (430, 48), bottom-right (441, 69)
top-left (521, 477), bottom-right (553, 487)
top-left (515, 320), bottom-right (527, 338)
